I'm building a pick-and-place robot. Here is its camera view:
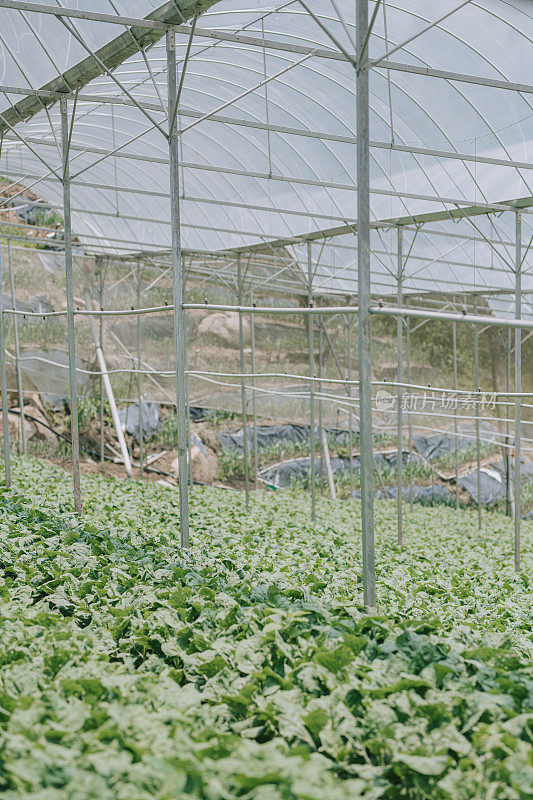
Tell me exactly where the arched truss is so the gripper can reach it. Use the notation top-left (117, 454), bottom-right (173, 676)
top-left (0, 0), bottom-right (532, 307)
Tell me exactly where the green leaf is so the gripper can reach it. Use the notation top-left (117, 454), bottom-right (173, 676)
top-left (395, 753), bottom-right (448, 776)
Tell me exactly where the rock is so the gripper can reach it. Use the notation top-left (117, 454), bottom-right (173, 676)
top-left (32, 295), bottom-right (53, 314)
top-left (25, 409), bottom-right (57, 444)
top-left (195, 422), bottom-right (221, 452)
top-left (197, 311), bottom-right (250, 348)
top-left (171, 442), bottom-right (218, 484)
top-left (5, 412), bottom-right (37, 444)
top-left (112, 314), bottom-right (197, 346)
top-left (156, 479), bottom-right (176, 489)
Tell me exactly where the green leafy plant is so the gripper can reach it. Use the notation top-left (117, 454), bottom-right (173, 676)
top-left (0, 457), bottom-right (531, 799)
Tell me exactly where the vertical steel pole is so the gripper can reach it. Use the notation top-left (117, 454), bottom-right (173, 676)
top-left (98, 262), bottom-right (105, 464)
top-left (180, 268), bottom-right (194, 491)
top-left (473, 296), bottom-right (482, 529)
top-left (237, 253), bottom-right (250, 507)
top-left (514, 211), bottom-right (522, 572)
top-left (452, 320), bottom-right (459, 509)
top-left (307, 241), bottom-right (316, 520)
top-left (7, 239), bottom-right (26, 455)
top-left (186, 357), bottom-right (193, 488)
top-left (136, 264), bottom-right (144, 479)
top-left (347, 311), bottom-right (354, 495)
top-left (183, 260), bottom-right (193, 490)
top-left (0, 247), bottom-right (11, 488)
top-left (250, 287), bottom-right (259, 488)
top-left (60, 96), bottom-right (81, 514)
top-left (396, 227), bottom-right (403, 545)
top-left (318, 325), bottom-right (324, 495)
top-left (505, 327), bottom-right (511, 517)
top-left (186, 385), bottom-right (193, 487)
top-left (357, 0), bottom-right (376, 608)
top-left (167, 30), bottom-right (189, 547)
top-left (406, 297), bottom-right (413, 510)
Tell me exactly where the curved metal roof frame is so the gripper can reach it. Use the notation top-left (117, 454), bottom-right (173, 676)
top-left (0, 0), bottom-right (532, 306)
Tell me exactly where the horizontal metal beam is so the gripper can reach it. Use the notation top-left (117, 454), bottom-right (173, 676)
top-left (4, 110), bottom-right (533, 172)
top-left (4, 96), bottom-right (533, 170)
top-left (172, 25), bottom-right (533, 95)
top-left (4, 300), bottom-right (532, 329)
top-left (3, 146), bottom-right (522, 213)
top-left (2, 195), bottom-right (527, 277)
top-left (0, 1), bottom-right (170, 29)
top-left (372, 303), bottom-right (531, 330)
top-left (184, 303), bottom-right (533, 330)
top-left (377, 58), bottom-right (533, 97)
top-left (0, 172), bottom-right (525, 246)
top-left (234, 195), bottom-right (533, 252)
top-left (2, 10), bottom-right (532, 141)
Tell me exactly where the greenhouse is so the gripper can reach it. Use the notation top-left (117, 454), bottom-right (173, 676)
top-left (0, 1), bottom-right (532, 797)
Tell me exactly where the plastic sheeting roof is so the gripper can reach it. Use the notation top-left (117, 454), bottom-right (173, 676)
top-left (1, 0), bottom-right (533, 302)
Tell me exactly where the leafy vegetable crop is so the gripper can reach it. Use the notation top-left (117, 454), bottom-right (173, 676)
top-left (0, 458), bottom-right (531, 799)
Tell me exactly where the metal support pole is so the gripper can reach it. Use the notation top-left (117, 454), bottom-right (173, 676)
top-left (7, 239), bottom-right (25, 455)
top-left (318, 326), bottom-right (324, 495)
top-left (180, 265), bottom-right (192, 490)
top-left (347, 311), bottom-right (354, 496)
top-left (167, 30), bottom-right (189, 547)
top-left (452, 320), bottom-right (459, 509)
top-left (406, 297), bottom-right (413, 510)
top-left (505, 327), bottom-right (511, 516)
top-left (98, 262), bottom-right (105, 464)
top-left (0, 248), bottom-right (11, 488)
top-left (514, 210), bottom-right (522, 572)
top-left (396, 227), bottom-right (403, 545)
top-left (136, 264), bottom-right (144, 478)
top-left (356, 0), bottom-right (376, 608)
top-left (237, 253), bottom-right (250, 507)
top-left (474, 295), bottom-right (482, 529)
top-left (85, 295), bottom-right (133, 479)
top-left (307, 241), bottom-right (316, 521)
top-left (186, 385), bottom-right (193, 487)
top-left (182, 257), bottom-right (193, 491)
top-left (321, 427), bottom-right (336, 500)
top-left (60, 96), bottom-right (81, 514)
top-left (186, 365), bottom-right (193, 488)
top-left (250, 287), bottom-right (259, 488)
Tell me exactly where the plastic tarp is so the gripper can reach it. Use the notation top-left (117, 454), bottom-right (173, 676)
top-left (118, 401), bottom-right (161, 442)
top-left (458, 465), bottom-right (506, 507)
top-left (217, 424), bottom-right (355, 453)
top-left (413, 424), bottom-right (496, 461)
top-left (189, 406), bottom-right (209, 422)
top-left (353, 484), bottom-right (454, 506)
top-left (259, 450), bottom-right (421, 488)
top-left (458, 459), bottom-right (533, 506)
top-left (259, 456), bottom-right (351, 489)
